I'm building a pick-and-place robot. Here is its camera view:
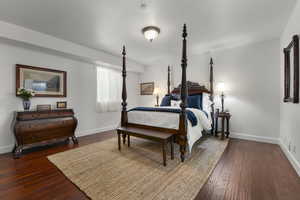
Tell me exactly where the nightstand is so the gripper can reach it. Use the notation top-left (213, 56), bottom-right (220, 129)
top-left (215, 111), bottom-right (231, 140)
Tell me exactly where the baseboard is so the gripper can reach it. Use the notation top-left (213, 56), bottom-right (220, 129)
top-left (230, 132), bottom-right (279, 144)
top-left (279, 139), bottom-right (300, 176)
top-left (0, 144), bottom-right (14, 154)
top-left (0, 125), bottom-right (118, 155)
top-left (75, 125), bottom-right (117, 137)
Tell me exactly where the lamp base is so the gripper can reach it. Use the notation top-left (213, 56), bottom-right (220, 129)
top-left (221, 93), bottom-right (224, 112)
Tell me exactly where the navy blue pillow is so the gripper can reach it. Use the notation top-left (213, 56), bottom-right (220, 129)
top-left (160, 95), bottom-right (171, 106)
top-left (187, 94), bottom-right (202, 109)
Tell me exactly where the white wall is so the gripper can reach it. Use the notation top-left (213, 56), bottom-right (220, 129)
top-left (141, 39), bottom-right (280, 141)
top-left (280, 0), bottom-right (300, 174)
top-left (211, 40), bottom-right (280, 141)
top-left (0, 39), bottom-right (140, 153)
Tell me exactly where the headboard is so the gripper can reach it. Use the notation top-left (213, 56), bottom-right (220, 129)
top-left (171, 81), bottom-right (210, 95)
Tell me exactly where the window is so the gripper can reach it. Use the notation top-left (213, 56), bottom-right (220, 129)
top-left (96, 66), bottom-right (122, 112)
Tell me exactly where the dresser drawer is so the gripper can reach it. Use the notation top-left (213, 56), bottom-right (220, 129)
top-left (22, 127), bottom-right (74, 144)
top-left (17, 109), bottom-right (74, 121)
top-left (16, 117), bottom-right (75, 133)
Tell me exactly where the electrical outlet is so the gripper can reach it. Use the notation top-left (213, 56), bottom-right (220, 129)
top-left (293, 145), bottom-right (296, 154)
top-left (288, 142), bottom-right (291, 151)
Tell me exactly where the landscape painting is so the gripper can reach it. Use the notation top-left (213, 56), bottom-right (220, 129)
top-left (16, 65), bottom-right (67, 97)
top-left (140, 82), bottom-right (154, 95)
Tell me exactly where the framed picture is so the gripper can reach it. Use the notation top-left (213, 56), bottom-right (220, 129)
top-left (36, 104), bottom-right (51, 111)
top-left (283, 35), bottom-right (299, 103)
top-left (140, 82), bottom-right (154, 95)
top-left (16, 64), bottom-right (67, 97)
top-left (56, 101), bottom-right (67, 109)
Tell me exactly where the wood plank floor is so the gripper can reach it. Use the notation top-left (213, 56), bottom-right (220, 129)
top-left (0, 131), bottom-right (299, 200)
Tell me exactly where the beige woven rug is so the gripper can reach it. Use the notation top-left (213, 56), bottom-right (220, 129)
top-left (48, 136), bottom-right (228, 200)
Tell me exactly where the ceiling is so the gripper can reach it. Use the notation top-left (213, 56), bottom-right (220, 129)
top-left (0, 0), bottom-right (296, 66)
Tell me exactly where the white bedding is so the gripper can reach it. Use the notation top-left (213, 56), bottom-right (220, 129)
top-left (127, 106), bottom-right (212, 152)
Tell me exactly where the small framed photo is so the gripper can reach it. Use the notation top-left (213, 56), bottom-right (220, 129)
top-left (140, 82), bottom-right (154, 95)
top-left (36, 104), bottom-right (51, 111)
top-left (56, 101), bottom-right (67, 109)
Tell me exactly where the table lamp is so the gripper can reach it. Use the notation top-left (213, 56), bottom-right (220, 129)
top-left (217, 82), bottom-right (226, 112)
top-left (153, 88), bottom-right (161, 107)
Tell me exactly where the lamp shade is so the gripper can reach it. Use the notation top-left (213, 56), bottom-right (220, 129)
top-left (153, 87), bottom-right (161, 96)
top-left (217, 82), bottom-right (226, 92)
top-left (142, 26), bottom-right (160, 42)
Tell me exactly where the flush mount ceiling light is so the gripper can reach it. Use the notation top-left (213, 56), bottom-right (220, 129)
top-left (142, 26), bottom-right (160, 42)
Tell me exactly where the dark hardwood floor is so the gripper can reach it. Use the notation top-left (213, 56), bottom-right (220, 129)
top-left (0, 131), bottom-right (299, 200)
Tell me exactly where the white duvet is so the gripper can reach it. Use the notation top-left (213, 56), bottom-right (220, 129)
top-left (127, 106), bottom-right (212, 152)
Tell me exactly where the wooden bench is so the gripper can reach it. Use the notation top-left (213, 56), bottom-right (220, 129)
top-left (117, 127), bottom-right (174, 166)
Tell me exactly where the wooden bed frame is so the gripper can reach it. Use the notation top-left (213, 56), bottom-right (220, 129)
top-left (120, 24), bottom-right (214, 162)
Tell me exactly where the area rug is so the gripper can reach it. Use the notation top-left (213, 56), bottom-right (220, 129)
top-left (48, 136), bottom-right (228, 200)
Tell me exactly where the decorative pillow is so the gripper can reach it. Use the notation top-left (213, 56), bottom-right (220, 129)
top-left (171, 100), bottom-right (181, 107)
top-left (170, 93), bottom-right (180, 101)
top-left (160, 95), bottom-right (171, 106)
top-left (187, 94), bottom-right (202, 109)
top-left (202, 93), bottom-right (213, 113)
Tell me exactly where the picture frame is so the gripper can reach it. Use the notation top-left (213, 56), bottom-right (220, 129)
top-left (56, 101), bottom-right (67, 109)
top-left (16, 64), bottom-right (67, 97)
top-left (36, 104), bottom-right (51, 111)
top-left (140, 82), bottom-right (154, 95)
top-left (283, 35), bottom-right (299, 103)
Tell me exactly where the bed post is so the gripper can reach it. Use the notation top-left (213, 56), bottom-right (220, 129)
top-left (209, 58), bottom-right (215, 135)
top-left (168, 65), bottom-right (171, 95)
top-left (179, 24), bottom-right (188, 162)
top-left (121, 46), bottom-right (128, 143)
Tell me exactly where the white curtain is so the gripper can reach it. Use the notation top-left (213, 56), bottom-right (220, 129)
top-left (96, 66), bottom-right (122, 113)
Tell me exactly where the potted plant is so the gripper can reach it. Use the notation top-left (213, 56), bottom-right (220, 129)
top-left (17, 88), bottom-right (35, 110)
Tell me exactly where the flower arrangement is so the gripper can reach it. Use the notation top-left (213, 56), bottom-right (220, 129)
top-left (17, 88), bottom-right (35, 101)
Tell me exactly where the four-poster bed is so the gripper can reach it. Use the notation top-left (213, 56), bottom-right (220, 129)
top-left (118, 24), bottom-right (215, 162)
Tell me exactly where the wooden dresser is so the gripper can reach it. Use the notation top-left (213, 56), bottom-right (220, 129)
top-left (12, 109), bottom-right (78, 158)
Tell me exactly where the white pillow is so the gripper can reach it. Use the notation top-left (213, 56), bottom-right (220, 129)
top-left (202, 93), bottom-right (213, 113)
top-left (171, 100), bottom-right (181, 107)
